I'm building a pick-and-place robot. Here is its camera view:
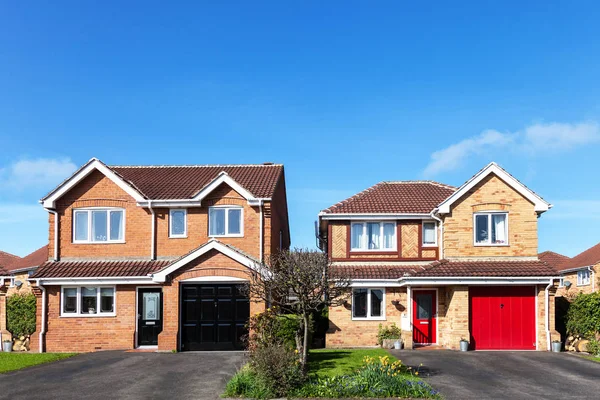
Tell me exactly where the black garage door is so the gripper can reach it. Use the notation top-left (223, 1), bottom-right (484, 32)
top-left (181, 284), bottom-right (250, 351)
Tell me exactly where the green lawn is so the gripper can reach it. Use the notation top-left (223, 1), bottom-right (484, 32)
top-left (0, 353), bottom-right (76, 373)
top-left (582, 355), bottom-right (600, 363)
top-left (308, 348), bottom-right (397, 378)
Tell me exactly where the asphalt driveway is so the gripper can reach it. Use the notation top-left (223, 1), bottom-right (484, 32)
top-left (390, 349), bottom-right (600, 399)
top-left (0, 351), bottom-right (245, 400)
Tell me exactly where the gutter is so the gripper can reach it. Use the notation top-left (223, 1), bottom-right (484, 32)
top-left (545, 278), bottom-right (554, 351)
top-left (430, 208), bottom-right (444, 259)
top-left (36, 279), bottom-right (46, 353)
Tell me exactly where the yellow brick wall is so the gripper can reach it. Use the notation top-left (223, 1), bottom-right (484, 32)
top-left (556, 264), bottom-right (598, 298)
top-left (443, 174), bottom-right (538, 258)
top-left (437, 286), bottom-right (470, 349)
top-left (331, 224), bottom-right (347, 259)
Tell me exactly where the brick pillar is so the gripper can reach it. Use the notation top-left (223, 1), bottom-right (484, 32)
top-left (158, 281), bottom-right (178, 351)
top-left (29, 285), bottom-right (44, 353)
top-left (445, 286), bottom-right (470, 350)
top-left (0, 285), bottom-right (10, 343)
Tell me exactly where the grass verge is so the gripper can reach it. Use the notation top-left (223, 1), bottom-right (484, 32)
top-left (0, 352), bottom-right (76, 373)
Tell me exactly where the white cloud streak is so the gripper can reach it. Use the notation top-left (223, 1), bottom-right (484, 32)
top-left (423, 121), bottom-right (600, 177)
top-left (0, 157), bottom-right (77, 191)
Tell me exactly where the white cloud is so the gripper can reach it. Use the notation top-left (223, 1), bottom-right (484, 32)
top-left (423, 121), bottom-right (600, 177)
top-left (423, 129), bottom-right (515, 177)
top-left (0, 157), bottom-right (77, 191)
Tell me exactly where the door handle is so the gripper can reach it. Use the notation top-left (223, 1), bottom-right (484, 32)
top-left (500, 304), bottom-right (504, 309)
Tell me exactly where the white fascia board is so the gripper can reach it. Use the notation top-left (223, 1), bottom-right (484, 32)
top-left (42, 159), bottom-right (146, 208)
top-left (191, 172), bottom-right (259, 205)
top-left (137, 201), bottom-right (203, 208)
top-left (31, 277), bottom-right (157, 285)
top-left (559, 266), bottom-right (591, 274)
top-left (151, 240), bottom-right (264, 282)
top-left (399, 277), bottom-right (558, 285)
top-left (350, 279), bottom-right (405, 287)
top-left (436, 163), bottom-right (551, 214)
top-left (319, 213), bottom-right (431, 221)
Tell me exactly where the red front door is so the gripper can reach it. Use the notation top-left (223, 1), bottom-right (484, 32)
top-left (469, 286), bottom-right (536, 350)
top-left (413, 290), bottom-right (437, 344)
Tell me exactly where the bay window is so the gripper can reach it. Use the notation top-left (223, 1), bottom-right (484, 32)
top-left (73, 208), bottom-right (125, 243)
top-left (61, 286), bottom-right (116, 316)
top-left (474, 212), bottom-right (508, 245)
top-left (209, 206), bottom-right (243, 237)
top-left (422, 221), bottom-right (437, 246)
top-left (352, 288), bottom-right (385, 320)
top-left (351, 222), bottom-right (396, 251)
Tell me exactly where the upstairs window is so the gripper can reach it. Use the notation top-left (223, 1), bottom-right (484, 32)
top-left (577, 270), bottom-right (591, 286)
top-left (422, 222), bottom-right (437, 246)
top-left (351, 222), bottom-right (396, 251)
top-left (474, 212), bottom-right (508, 246)
top-left (73, 208), bottom-right (125, 243)
top-left (169, 209), bottom-right (187, 238)
top-left (209, 206), bottom-right (243, 237)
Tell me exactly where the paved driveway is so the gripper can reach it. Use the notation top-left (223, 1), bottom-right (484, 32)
top-left (0, 351), bottom-right (245, 400)
top-left (390, 349), bottom-right (600, 399)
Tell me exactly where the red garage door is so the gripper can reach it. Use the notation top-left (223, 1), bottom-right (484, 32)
top-left (469, 286), bottom-right (536, 350)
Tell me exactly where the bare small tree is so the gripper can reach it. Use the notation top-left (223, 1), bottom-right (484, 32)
top-left (246, 248), bottom-right (351, 369)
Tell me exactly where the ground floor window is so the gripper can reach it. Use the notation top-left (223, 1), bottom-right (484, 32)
top-left (61, 286), bottom-right (116, 316)
top-left (577, 270), bottom-right (591, 286)
top-left (352, 288), bottom-right (385, 320)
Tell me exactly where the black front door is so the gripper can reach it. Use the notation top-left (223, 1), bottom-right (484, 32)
top-left (181, 284), bottom-right (250, 351)
top-left (137, 288), bottom-right (163, 346)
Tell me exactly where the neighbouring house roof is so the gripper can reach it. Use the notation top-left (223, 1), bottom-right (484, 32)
top-left (538, 251), bottom-right (570, 270)
top-left (414, 259), bottom-right (558, 277)
top-left (31, 259), bottom-right (172, 279)
top-left (333, 265), bottom-right (425, 280)
top-left (41, 158), bottom-right (285, 208)
top-left (0, 250), bottom-right (21, 274)
top-left (558, 242), bottom-right (600, 272)
top-left (320, 181), bottom-right (456, 215)
top-left (7, 245), bottom-right (48, 273)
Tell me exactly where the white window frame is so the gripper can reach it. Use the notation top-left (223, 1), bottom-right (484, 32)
top-left (422, 221), bottom-right (437, 247)
top-left (169, 209), bottom-right (188, 238)
top-left (558, 277), bottom-right (565, 288)
top-left (60, 286), bottom-right (116, 317)
top-left (577, 270), bottom-right (591, 286)
top-left (473, 211), bottom-right (509, 246)
top-left (351, 288), bottom-right (386, 321)
top-left (350, 222), bottom-right (397, 252)
top-left (72, 207), bottom-right (126, 244)
top-left (208, 206), bottom-right (244, 238)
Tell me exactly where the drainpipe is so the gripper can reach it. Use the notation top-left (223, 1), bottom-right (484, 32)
top-left (148, 200), bottom-right (155, 260)
top-left (588, 266), bottom-right (595, 292)
top-left (407, 285), bottom-right (412, 333)
top-left (545, 278), bottom-right (554, 351)
top-left (430, 209), bottom-right (444, 259)
top-left (259, 201), bottom-right (264, 263)
top-left (37, 279), bottom-right (46, 353)
top-left (46, 209), bottom-right (59, 261)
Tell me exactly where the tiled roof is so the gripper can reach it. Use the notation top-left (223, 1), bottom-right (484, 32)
top-left (332, 265), bottom-right (425, 279)
top-left (31, 259), bottom-right (172, 279)
top-left (559, 242), bottom-right (600, 271)
top-left (110, 164), bottom-right (284, 200)
top-left (415, 259), bottom-right (558, 277)
top-left (321, 181), bottom-right (456, 214)
top-left (7, 245), bottom-right (48, 272)
top-left (538, 251), bottom-right (570, 270)
top-left (0, 250), bottom-right (21, 273)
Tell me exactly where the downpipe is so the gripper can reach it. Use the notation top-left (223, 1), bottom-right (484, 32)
top-left (545, 278), bottom-right (554, 351)
top-left (37, 279), bottom-right (46, 353)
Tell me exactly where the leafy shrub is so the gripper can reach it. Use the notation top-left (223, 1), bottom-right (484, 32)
top-left (293, 356), bottom-right (440, 398)
top-left (377, 323), bottom-right (402, 345)
top-left (566, 292), bottom-right (600, 338)
top-left (249, 344), bottom-right (305, 397)
top-left (246, 307), bottom-right (313, 351)
top-left (223, 366), bottom-right (274, 399)
top-left (587, 338), bottom-right (600, 357)
top-left (6, 293), bottom-right (36, 337)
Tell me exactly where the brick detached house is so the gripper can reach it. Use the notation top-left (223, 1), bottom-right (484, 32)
top-left (319, 162), bottom-right (560, 351)
top-left (0, 246), bottom-right (48, 343)
top-left (540, 244), bottom-right (600, 297)
top-left (27, 158), bottom-right (290, 353)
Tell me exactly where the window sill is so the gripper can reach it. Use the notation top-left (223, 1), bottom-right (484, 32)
top-left (72, 241), bottom-right (126, 245)
top-left (209, 234), bottom-right (244, 238)
top-left (422, 244), bottom-right (438, 248)
top-left (350, 249), bottom-right (397, 253)
top-left (473, 243), bottom-right (509, 247)
top-left (351, 316), bottom-right (386, 321)
top-left (60, 313), bottom-right (116, 318)
top-left (577, 283), bottom-right (590, 287)
top-left (169, 235), bottom-right (188, 239)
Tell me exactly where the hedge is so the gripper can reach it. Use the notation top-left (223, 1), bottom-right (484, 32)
top-left (6, 293), bottom-right (37, 338)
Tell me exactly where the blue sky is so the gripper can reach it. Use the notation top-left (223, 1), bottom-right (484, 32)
top-left (1, 1), bottom-right (599, 257)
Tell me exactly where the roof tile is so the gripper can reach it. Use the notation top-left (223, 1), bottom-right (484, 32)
top-left (415, 259), bottom-right (558, 277)
top-left (31, 259), bottom-right (171, 279)
top-left (332, 264), bottom-right (424, 279)
top-left (8, 245), bottom-right (48, 272)
top-left (559, 242), bottom-right (600, 271)
top-left (322, 181), bottom-right (456, 214)
top-left (538, 251), bottom-right (570, 270)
